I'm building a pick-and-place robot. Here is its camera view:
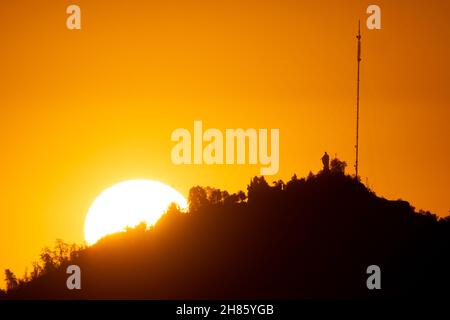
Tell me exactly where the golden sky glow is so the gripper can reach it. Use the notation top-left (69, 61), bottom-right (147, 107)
top-left (1, 0), bottom-right (449, 286)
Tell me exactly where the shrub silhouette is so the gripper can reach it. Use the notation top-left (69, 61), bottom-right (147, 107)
top-left (2, 164), bottom-right (449, 299)
top-left (330, 157), bottom-right (347, 175)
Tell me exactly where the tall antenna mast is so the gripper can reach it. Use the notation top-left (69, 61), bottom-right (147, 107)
top-left (355, 20), bottom-right (362, 178)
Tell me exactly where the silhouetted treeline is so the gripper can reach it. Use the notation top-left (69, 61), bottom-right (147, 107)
top-left (1, 240), bottom-right (86, 296)
top-left (2, 161), bottom-right (450, 299)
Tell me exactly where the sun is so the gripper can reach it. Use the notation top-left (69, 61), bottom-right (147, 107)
top-left (84, 179), bottom-right (188, 245)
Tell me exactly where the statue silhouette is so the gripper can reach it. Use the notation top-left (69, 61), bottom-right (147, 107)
top-left (321, 152), bottom-right (330, 172)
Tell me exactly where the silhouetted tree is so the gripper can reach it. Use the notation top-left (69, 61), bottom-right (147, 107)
top-left (237, 190), bottom-right (246, 203)
top-left (247, 176), bottom-right (270, 201)
top-left (69, 243), bottom-right (82, 261)
top-left (221, 190), bottom-right (230, 202)
top-left (222, 190), bottom-right (247, 205)
top-left (188, 186), bottom-right (208, 212)
top-left (54, 239), bottom-right (70, 265)
top-left (330, 158), bottom-right (347, 175)
top-left (207, 187), bottom-right (223, 205)
top-left (30, 261), bottom-right (42, 280)
top-left (223, 193), bottom-right (238, 205)
top-left (4, 269), bottom-right (18, 292)
top-left (40, 247), bottom-right (57, 273)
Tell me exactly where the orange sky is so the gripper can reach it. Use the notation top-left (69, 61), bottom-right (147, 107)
top-left (1, 0), bottom-right (449, 286)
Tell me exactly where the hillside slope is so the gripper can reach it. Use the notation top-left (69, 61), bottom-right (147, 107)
top-left (3, 172), bottom-right (450, 299)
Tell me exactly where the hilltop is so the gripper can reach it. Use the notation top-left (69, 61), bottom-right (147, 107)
top-left (2, 166), bottom-right (449, 299)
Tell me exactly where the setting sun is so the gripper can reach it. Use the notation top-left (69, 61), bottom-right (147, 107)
top-left (84, 180), bottom-right (188, 244)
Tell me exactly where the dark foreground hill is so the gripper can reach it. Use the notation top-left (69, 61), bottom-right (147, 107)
top-left (2, 171), bottom-right (450, 299)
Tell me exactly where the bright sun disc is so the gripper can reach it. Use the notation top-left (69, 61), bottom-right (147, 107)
top-left (84, 180), bottom-right (187, 245)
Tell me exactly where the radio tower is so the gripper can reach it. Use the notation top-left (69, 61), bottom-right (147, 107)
top-left (355, 20), bottom-right (362, 179)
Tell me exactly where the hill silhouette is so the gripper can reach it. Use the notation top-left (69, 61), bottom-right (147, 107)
top-left (2, 163), bottom-right (449, 299)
